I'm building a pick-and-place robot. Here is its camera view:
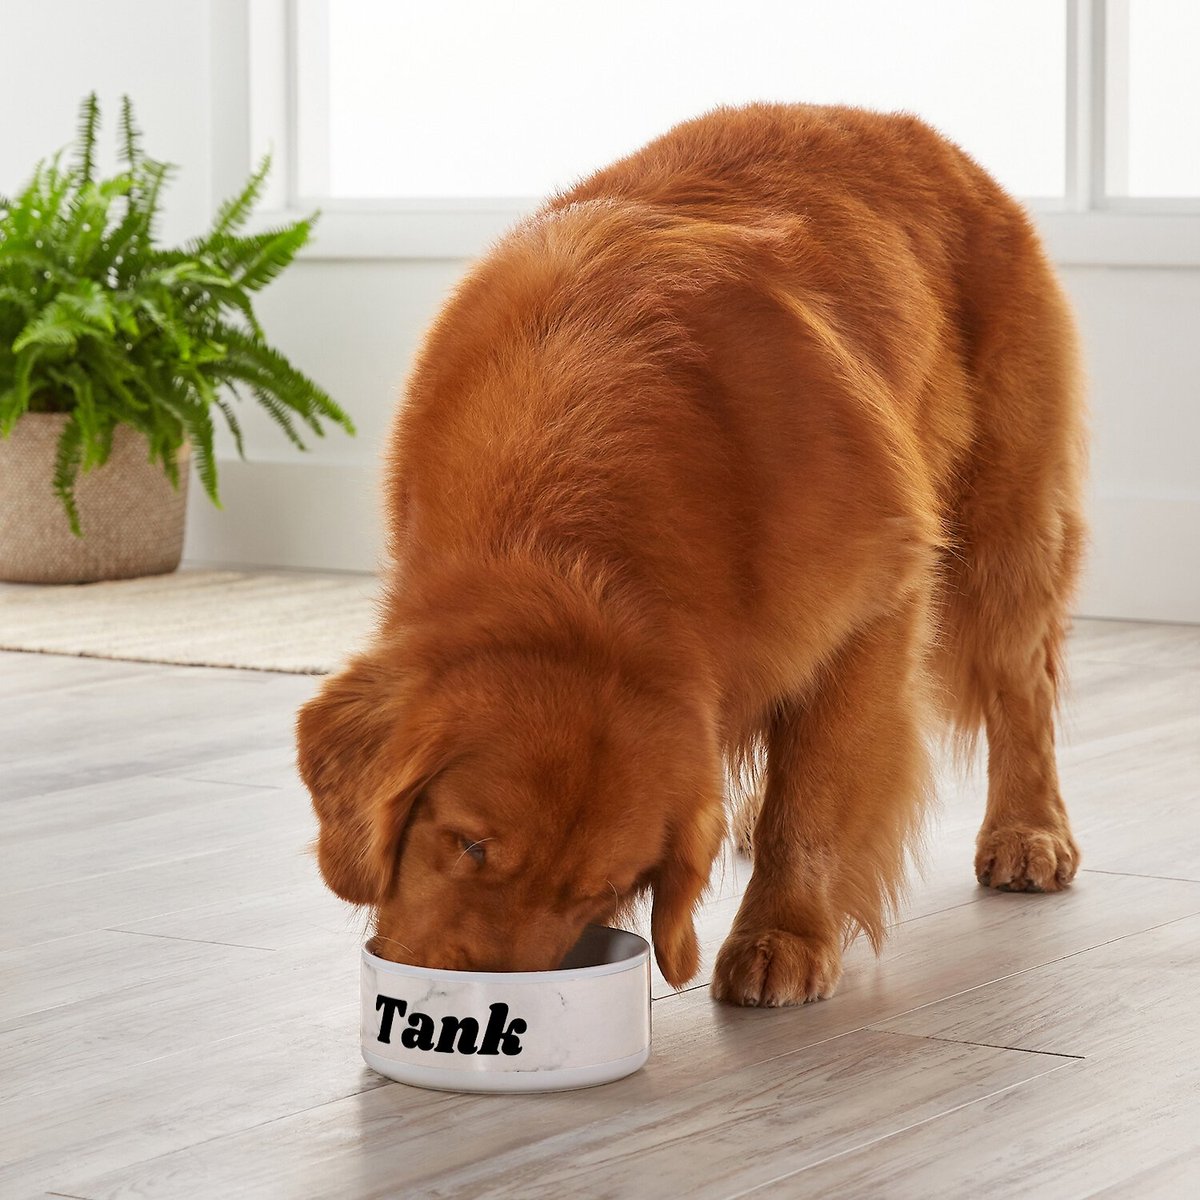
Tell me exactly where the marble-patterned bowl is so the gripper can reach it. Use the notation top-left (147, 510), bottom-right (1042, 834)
top-left (361, 925), bottom-right (652, 1093)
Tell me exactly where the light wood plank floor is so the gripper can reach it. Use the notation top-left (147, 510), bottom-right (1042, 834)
top-left (1, 618), bottom-right (1198, 1199)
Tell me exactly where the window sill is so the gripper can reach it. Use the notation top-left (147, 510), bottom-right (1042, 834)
top-left (259, 207), bottom-right (1200, 268)
top-left (1037, 212), bottom-right (1200, 267)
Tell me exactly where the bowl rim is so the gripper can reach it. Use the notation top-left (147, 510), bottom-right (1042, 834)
top-left (362, 924), bottom-right (650, 984)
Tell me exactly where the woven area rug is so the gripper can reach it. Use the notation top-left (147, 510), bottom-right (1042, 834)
top-left (0, 569), bottom-right (380, 674)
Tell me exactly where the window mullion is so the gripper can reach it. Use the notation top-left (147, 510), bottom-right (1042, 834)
top-left (1066, 0), bottom-right (1107, 213)
top-left (245, 0), bottom-right (292, 212)
top-left (290, 0), bottom-right (333, 205)
top-left (1102, 0), bottom-right (1133, 207)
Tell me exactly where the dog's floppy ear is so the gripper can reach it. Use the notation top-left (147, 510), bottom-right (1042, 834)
top-left (296, 648), bottom-right (447, 905)
top-left (651, 793), bottom-right (726, 988)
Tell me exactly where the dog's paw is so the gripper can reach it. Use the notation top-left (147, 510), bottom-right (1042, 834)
top-left (712, 929), bottom-right (842, 1007)
top-left (975, 825), bottom-right (1079, 893)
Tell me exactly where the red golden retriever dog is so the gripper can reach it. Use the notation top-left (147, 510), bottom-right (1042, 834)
top-left (297, 104), bottom-right (1085, 1006)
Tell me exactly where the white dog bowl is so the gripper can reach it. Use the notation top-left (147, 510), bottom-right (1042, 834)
top-left (361, 925), bottom-right (651, 1093)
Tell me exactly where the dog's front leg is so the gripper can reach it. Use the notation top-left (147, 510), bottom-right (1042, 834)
top-left (713, 601), bottom-right (932, 1007)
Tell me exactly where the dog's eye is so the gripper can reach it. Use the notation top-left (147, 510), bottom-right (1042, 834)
top-left (459, 836), bottom-right (486, 864)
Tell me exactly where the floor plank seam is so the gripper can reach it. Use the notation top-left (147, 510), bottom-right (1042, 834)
top-left (850, 905), bottom-right (1200, 1032)
top-left (3, 840), bottom-right (318, 901)
top-left (103, 927), bottom-right (282, 953)
top-left (723, 1056), bottom-right (1080, 1200)
top-left (1081, 867), bottom-right (1200, 886)
top-left (656, 976), bottom-right (714, 1001)
top-left (882, 895), bottom-right (988, 927)
top-left (653, 895), bottom-right (992, 1004)
top-left (147, 772), bottom-right (287, 792)
top-left (867, 1027), bottom-right (1086, 1061)
top-left (1069, 654), bottom-right (1200, 673)
top-left (0, 644), bottom-right (316, 677)
top-left (688, 1022), bottom-right (885, 1078)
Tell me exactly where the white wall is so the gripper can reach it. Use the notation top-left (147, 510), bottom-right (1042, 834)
top-left (181, 257), bottom-right (465, 573)
top-left (3, 2), bottom-right (1197, 620)
top-left (1064, 267), bottom-right (1200, 622)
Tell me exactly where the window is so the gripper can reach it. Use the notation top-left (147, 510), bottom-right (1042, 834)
top-left (294, 0), bottom-right (1066, 204)
top-left (237, 0), bottom-right (1200, 262)
top-left (1105, 0), bottom-right (1200, 201)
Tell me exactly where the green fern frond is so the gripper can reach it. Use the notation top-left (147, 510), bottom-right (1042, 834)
top-left (0, 284), bottom-right (35, 315)
top-left (183, 388), bottom-right (219, 499)
top-left (93, 418), bottom-right (116, 468)
top-left (0, 388), bottom-right (19, 436)
top-left (58, 280), bottom-right (116, 334)
top-left (12, 302), bottom-right (79, 353)
top-left (204, 154), bottom-right (272, 243)
top-left (213, 323), bottom-right (354, 434)
top-left (1, 248), bottom-right (56, 275)
top-left (215, 392), bottom-right (246, 458)
top-left (119, 94), bottom-right (143, 170)
top-left (6, 348), bottom-right (38, 415)
top-left (46, 364), bottom-right (100, 465)
top-left (141, 402), bottom-right (183, 489)
top-left (91, 203), bottom-right (143, 273)
top-left (191, 416), bottom-right (219, 499)
top-left (65, 178), bottom-right (126, 265)
top-left (190, 222), bottom-right (292, 272)
top-left (83, 338), bottom-right (148, 414)
top-left (203, 283), bottom-right (264, 339)
top-left (234, 221), bottom-right (312, 291)
top-left (156, 372), bottom-right (219, 500)
top-left (52, 416), bottom-right (84, 536)
top-left (75, 92), bottom-right (100, 185)
top-left (130, 159), bottom-right (175, 241)
top-left (251, 385), bottom-right (309, 451)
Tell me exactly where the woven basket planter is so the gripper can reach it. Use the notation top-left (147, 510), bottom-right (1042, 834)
top-left (0, 413), bottom-right (189, 584)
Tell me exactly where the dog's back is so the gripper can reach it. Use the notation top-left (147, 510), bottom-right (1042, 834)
top-left (396, 105), bottom-right (1083, 733)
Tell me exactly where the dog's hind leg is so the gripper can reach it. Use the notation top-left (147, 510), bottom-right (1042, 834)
top-left (972, 628), bottom-right (1081, 893)
top-left (712, 597), bottom-right (934, 1007)
top-left (946, 505), bottom-right (1085, 892)
top-left (939, 256), bottom-right (1086, 893)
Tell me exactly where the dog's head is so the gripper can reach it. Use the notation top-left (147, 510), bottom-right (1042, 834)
top-left (295, 636), bottom-right (724, 987)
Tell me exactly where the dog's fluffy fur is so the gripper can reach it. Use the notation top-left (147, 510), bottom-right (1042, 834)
top-left (297, 104), bottom-right (1085, 1005)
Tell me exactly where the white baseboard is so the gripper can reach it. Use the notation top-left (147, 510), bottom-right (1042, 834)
top-left (183, 461), bottom-right (1199, 624)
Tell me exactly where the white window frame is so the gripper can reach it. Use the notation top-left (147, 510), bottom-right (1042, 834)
top-left (210, 0), bottom-right (1200, 265)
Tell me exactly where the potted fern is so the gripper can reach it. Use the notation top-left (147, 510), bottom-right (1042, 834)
top-left (0, 94), bottom-right (353, 584)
